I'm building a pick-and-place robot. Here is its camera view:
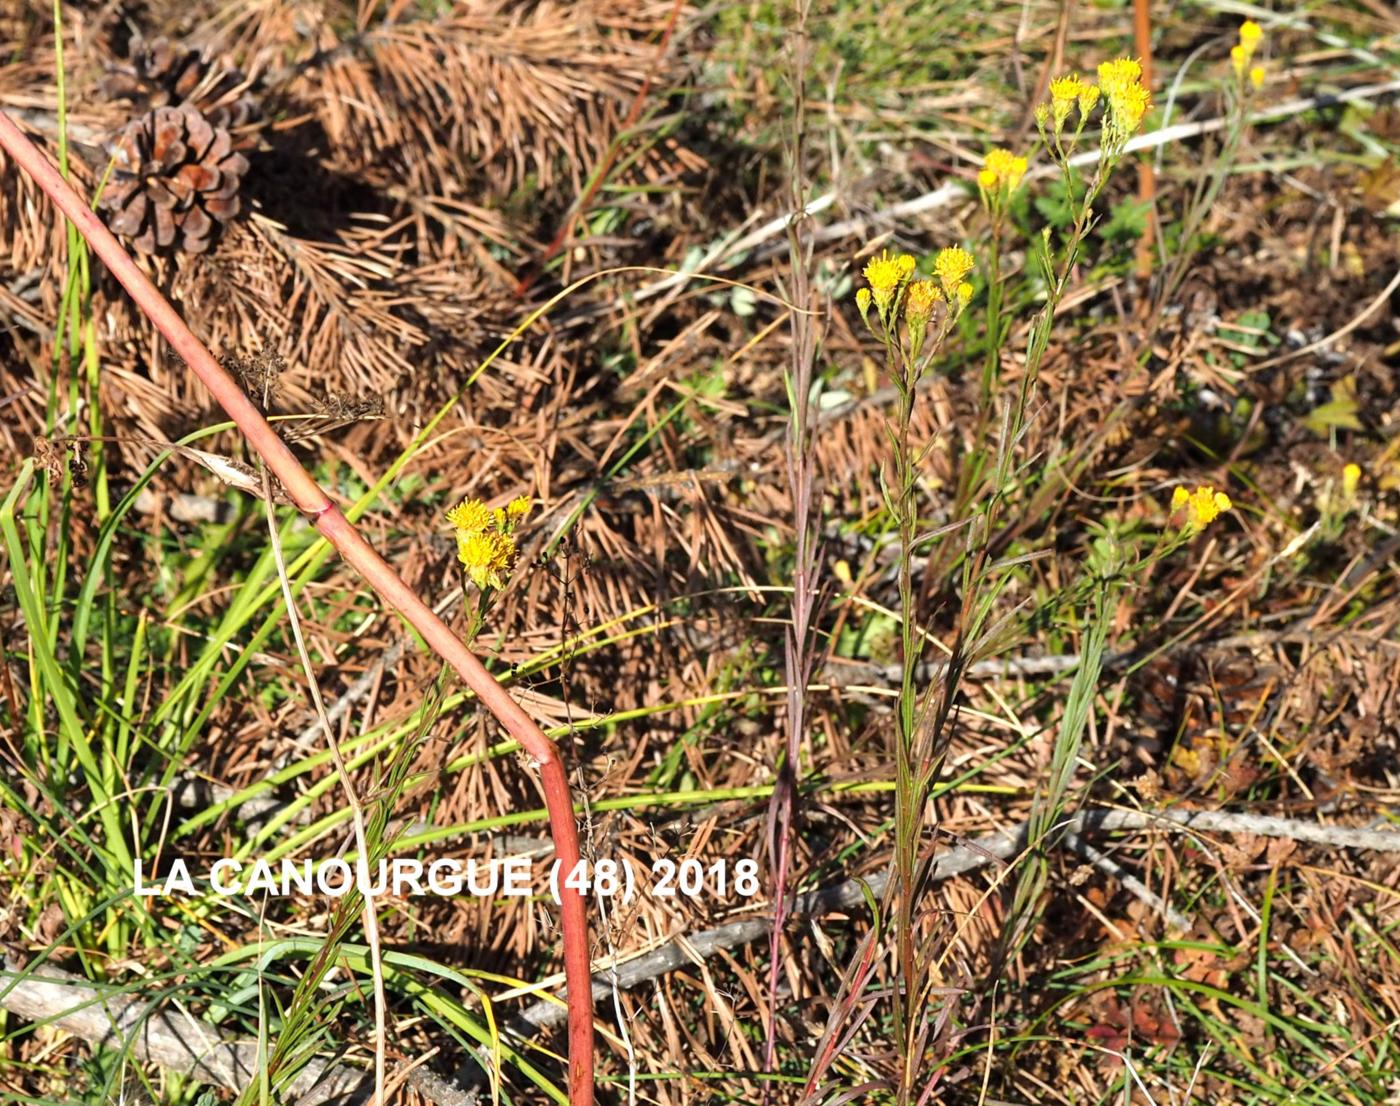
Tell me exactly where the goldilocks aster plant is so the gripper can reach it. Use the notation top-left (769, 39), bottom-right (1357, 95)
top-left (997, 476), bottom-right (1232, 971)
top-left (854, 244), bottom-right (975, 1096)
top-left (985, 57), bottom-right (1160, 975)
top-left (808, 57), bottom-right (1206, 1103)
top-left (992, 56), bottom-right (1242, 968)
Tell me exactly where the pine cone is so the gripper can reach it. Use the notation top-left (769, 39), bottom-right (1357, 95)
top-left (100, 105), bottom-right (249, 255)
top-left (101, 36), bottom-right (259, 134)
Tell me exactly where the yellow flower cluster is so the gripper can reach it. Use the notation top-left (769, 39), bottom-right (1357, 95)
top-left (1036, 59), bottom-right (1149, 146)
top-left (1171, 485), bottom-right (1232, 530)
top-left (978, 147), bottom-right (1028, 194)
top-left (933, 246), bottom-right (975, 296)
top-left (446, 495), bottom-right (531, 590)
top-left (1097, 57), bottom-right (1151, 139)
top-left (861, 249), bottom-right (917, 319)
top-left (856, 247), bottom-right (975, 357)
top-left (1231, 20), bottom-right (1265, 89)
top-left (1047, 74), bottom-right (1099, 133)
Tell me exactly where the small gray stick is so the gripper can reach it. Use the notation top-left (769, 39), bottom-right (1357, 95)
top-left (1063, 831), bottom-right (1193, 933)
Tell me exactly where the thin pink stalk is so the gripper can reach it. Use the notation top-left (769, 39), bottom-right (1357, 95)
top-left (0, 111), bottom-right (595, 1105)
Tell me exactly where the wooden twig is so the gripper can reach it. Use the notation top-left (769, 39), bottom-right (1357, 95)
top-left (0, 959), bottom-right (478, 1106)
top-left (1063, 830), bottom-right (1190, 932)
top-left (0, 111), bottom-right (595, 1104)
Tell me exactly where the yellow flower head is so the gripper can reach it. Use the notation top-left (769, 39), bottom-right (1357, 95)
top-left (977, 167), bottom-right (998, 190)
top-left (491, 496), bottom-right (531, 531)
top-left (1078, 82), bottom-right (1101, 115)
top-left (902, 278), bottom-right (942, 354)
top-left (1048, 74), bottom-right (1087, 131)
top-left (1342, 462), bottom-right (1361, 498)
top-left (1171, 484), bottom-right (1232, 529)
top-left (933, 246), bottom-right (975, 295)
top-left (1098, 58), bottom-right (1150, 140)
top-left (1230, 43), bottom-right (1248, 78)
top-left (903, 279), bottom-right (943, 324)
top-left (1097, 57), bottom-right (1143, 95)
top-left (863, 249), bottom-right (915, 317)
top-left (1050, 74), bottom-right (1085, 105)
top-left (1111, 81), bottom-right (1151, 133)
top-left (446, 498), bottom-right (492, 536)
top-left (1249, 65), bottom-right (1265, 90)
top-left (956, 282), bottom-right (974, 307)
top-left (982, 147), bottom-right (1028, 192)
top-left (855, 286), bottom-right (872, 325)
top-left (1239, 20), bottom-right (1263, 58)
top-left (457, 528), bottom-right (517, 591)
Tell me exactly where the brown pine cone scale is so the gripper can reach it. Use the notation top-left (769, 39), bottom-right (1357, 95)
top-left (100, 105), bottom-right (249, 255)
top-left (101, 36), bottom-right (260, 135)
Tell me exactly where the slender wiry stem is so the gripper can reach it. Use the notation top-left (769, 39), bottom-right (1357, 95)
top-left (259, 454), bottom-right (388, 1106)
top-left (892, 369), bottom-right (920, 1102)
top-left (766, 0), bottom-right (818, 1086)
top-left (516, 0), bottom-right (686, 297)
top-left (0, 110), bottom-right (595, 1105)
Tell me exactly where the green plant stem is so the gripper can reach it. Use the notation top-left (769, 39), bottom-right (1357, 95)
top-left (891, 366), bottom-right (921, 1102)
top-left (980, 218), bottom-right (1004, 406)
top-left (974, 140), bottom-right (1123, 972)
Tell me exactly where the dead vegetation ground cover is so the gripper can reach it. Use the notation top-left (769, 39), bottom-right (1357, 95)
top-left (1, 1), bottom-right (1399, 1103)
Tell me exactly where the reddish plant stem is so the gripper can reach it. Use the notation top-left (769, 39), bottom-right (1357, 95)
top-left (1133, 0), bottom-right (1156, 281)
top-left (766, 1), bottom-right (818, 1088)
top-left (0, 110), bottom-right (595, 1106)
